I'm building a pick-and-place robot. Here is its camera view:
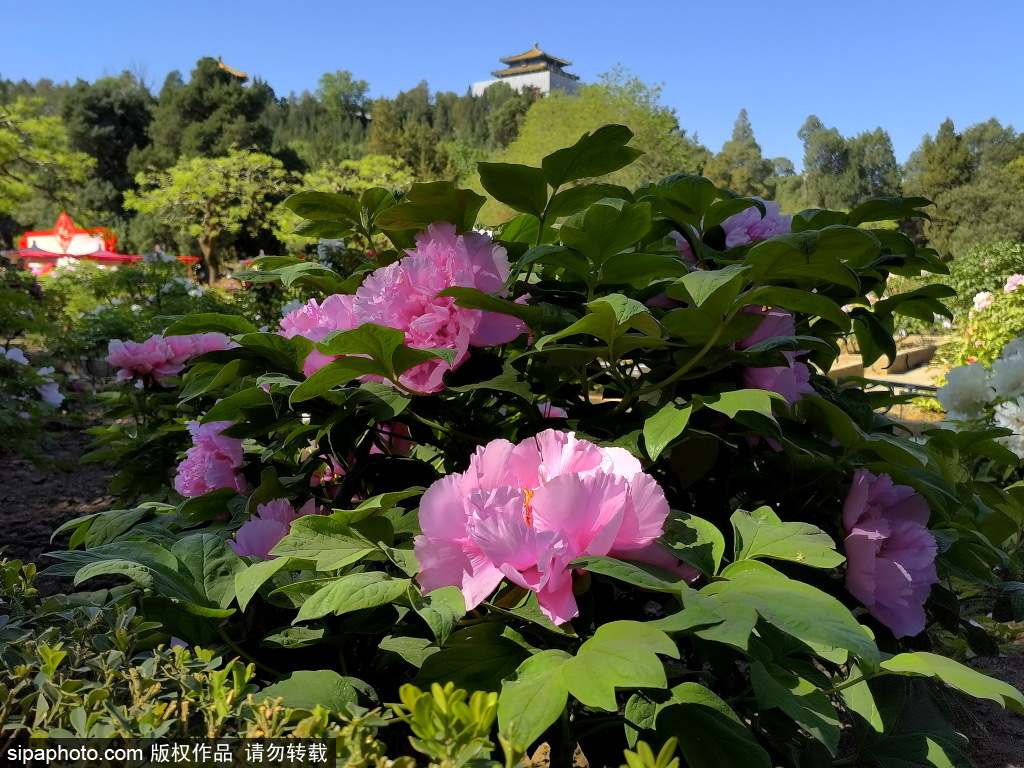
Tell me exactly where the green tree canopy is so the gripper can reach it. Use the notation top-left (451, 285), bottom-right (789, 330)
top-left (703, 109), bottom-right (773, 198)
top-left (275, 155), bottom-right (414, 253)
top-left (0, 97), bottom-right (91, 216)
top-left (316, 71), bottom-right (370, 120)
top-left (124, 148), bottom-right (293, 283)
top-left (495, 69), bottom-right (709, 199)
top-left (62, 72), bottom-right (154, 216)
top-left (129, 58), bottom-right (276, 174)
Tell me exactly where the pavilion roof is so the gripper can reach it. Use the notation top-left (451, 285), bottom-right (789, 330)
top-left (499, 44), bottom-right (572, 67)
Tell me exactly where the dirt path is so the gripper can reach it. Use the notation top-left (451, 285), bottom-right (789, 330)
top-left (0, 420), bottom-right (114, 580)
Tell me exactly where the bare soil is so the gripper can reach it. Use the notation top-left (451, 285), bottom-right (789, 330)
top-left (0, 419), bottom-right (114, 589)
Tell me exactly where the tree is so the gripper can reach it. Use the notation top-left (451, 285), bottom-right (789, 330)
top-left (0, 98), bottom-right (91, 215)
top-left (129, 58), bottom-right (276, 173)
top-left (61, 72), bottom-right (154, 215)
top-left (124, 149), bottom-right (293, 283)
top-left (498, 69), bottom-right (709, 193)
top-left (847, 127), bottom-right (900, 201)
top-left (703, 109), bottom-right (773, 198)
top-left (316, 71), bottom-right (369, 120)
top-left (275, 155), bottom-right (414, 253)
top-left (798, 115), bottom-right (856, 209)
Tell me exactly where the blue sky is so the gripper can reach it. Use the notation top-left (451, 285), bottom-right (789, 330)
top-left (3, 0), bottom-right (1021, 169)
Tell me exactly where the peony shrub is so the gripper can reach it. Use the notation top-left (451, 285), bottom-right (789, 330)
top-left (50, 127), bottom-right (1024, 768)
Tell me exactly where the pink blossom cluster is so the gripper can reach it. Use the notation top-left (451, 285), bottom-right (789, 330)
top-left (106, 333), bottom-right (236, 386)
top-left (843, 469), bottom-right (938, 638)
top-left (1005, 274), bottom-right (1024, 293)
top-left (173, 420), bottom-right (249, 498)
top-left (230, 498), bottom-right (321, 559)
top-left (280, 223), bottom-right (527, 393)
top-left (973, 291), bottom-right (995, 312)
top-left (721, 199), bottom-right (792, 249)
top-left (414, 430), bottom-right (694, 624)
top-left (735, 307), bottom-right (814, 406)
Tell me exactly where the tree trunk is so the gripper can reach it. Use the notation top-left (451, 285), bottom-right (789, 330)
top-left (197, 233), bottom-right (218, 285)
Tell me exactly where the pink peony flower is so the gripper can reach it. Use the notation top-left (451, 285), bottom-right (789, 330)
top-left (280, 223), bottom-right (527, 393)
top-left (229, 498), bottom-right (321, 559)
top-left (173, 420), bottom-right (249, 498)
top-left (1006, 274), bottom-right (1024, 293)
top-left (414, 430), bottom-right (695, 624)
top-left (668, 230), bottom-right (699, 267)
top-left (539, 401), bottom-right (568, 419)
top-left (106, 333), bottom-right (236, 386)
top-left (843, 469), bottom-right (938, 638)
top-left (735, 307), bottom-right (814, 406)
top-left (721, 199), bottom-right (792, 249)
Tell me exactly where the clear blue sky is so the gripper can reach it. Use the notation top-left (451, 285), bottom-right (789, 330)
top-left (3, 0), bottom-right (1021, 169)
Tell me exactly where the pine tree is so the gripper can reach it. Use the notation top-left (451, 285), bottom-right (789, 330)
top-left (703, 109), bottom-right (773, 198)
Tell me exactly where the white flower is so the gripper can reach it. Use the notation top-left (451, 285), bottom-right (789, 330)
top-left (937, 363), bottom-right (995, 418)
top-left (991, 355), bottom-right (1024, 399)
top-left (1002, 337), bottom-right (1024, 360)
top-left (974, 291), bottom-right (995, 311)
top-left (993, 397), bottom-right (1024, 458)
top-left (1, 346), bottom-right (28, 365)
top-left (35, 366), bottom-right (64, 407)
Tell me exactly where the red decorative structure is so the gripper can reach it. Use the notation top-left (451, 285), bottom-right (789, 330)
top-left (3, 212), bottom-right (197, 275)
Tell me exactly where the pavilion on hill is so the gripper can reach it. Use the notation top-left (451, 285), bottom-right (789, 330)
top-left (471, 44), bottom-right (581, 97)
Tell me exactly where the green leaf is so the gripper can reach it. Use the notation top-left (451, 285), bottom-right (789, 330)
top-left (568, 556), bottom-right (683, 592)
top-left (541, 125), bottom-right (643, 188)
top-left (203, 386), bottom-right (272, 422)
top-left (170, 534), bottom-right (245, 611)
top-left (711, 561), bottom-right (879, 665)
top-left (295, 572), bottom-right (411, 622)
top-left (235, 557), bottom-right (303, 612)
top-left (416, 625), bottom-right (530, 692)
top-left (667, 264), bottom-right (749, 314)
top-left (537, 294), bottom-right (660, 350)
top-left (743, 285), bottom-right (851, 331)
top-left (698, 389), bottom-right (781, 419)
top-left (846, 196), bottom-right (932, 226)
top-left (259, 670), bottom-right (363, 714)
top-left (851, 307), bottom-right (897, 368)
top-left (289, 357), bottom-right (383, 404)
top-left (559, 201), bottom-right (652, 265)
top-left (439, 286), bottom-right (540, 330)
top-left (750, 661), bottom-right (840, 754)
top-left (880, 652), bottom-right (1024, 712)
top-left (657, 683), bottom-right (771, 768)
top-left (270, 515), bottom-right (379, 570)
top-left (478, 162), bottom-right (548, 216)
top-left (644, 401), bottom-right (692, 460)
top-left (660, 512), bottom-right (725, 576)
top-left (562, 621), bottom-right (677, 711)
top-left (731, 506), bottom-right (845, 568)
top-left (546, 184), bottom-right (633, 218)
top-left (375, 181), bottom-right (485, 233)
top-left (840, 662), bottom-right (883, 732)
top-left (745, 232), bottom-right (859, 290)
top-left (163, 313), bottom-right (257, 337)
top-left (499, 650), bottom-right (572, 751)
top-left (600, 252), bottom-right (688, 288)
top-left (411, 585), bottom-right (467, 645)
top-left (284, 190), bottom-right (360, 222)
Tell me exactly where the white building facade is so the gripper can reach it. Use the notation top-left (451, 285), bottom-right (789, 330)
top-left (471, 45), bottom-right (581, 97)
